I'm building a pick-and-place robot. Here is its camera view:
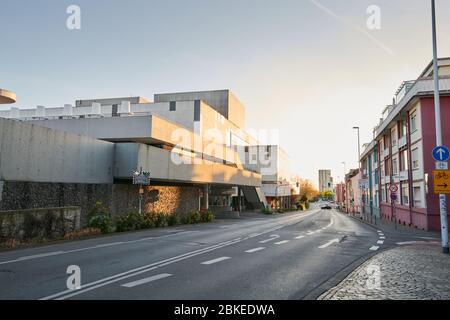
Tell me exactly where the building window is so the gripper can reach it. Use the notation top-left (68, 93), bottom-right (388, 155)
top-left (401, 150), bottom-right (409, 171)
top-left (381, 187), bottom-right (386, 202)
top-left (170, 101), bottom-right (176, 111)
top-left (412, 148), bottom-right (419, 170)
top-left (413, 186), bottom-right (422, 208)
top-left (402, 185), bottom-right (409, 205)
top-left (410, 112), bottom-right (417, 132)
top-left (400, 120), bottom-right (407, 137)
top-left (391, 128), bottom-right (397, 147)
top-left (393, 158), bottom-right (398, 175)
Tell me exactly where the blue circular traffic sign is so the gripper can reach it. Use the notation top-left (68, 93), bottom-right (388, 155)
top-left (432, 146), bottom-right (450, 162)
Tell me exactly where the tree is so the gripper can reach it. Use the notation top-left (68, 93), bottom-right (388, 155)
top-left (298, 179), bottom-right (319, 202)
top-left (323, 190), bottom-right (333, 200)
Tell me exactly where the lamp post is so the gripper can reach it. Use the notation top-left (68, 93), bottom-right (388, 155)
top-left (431, 0), bottom-right (449, 254)
top-left (353, 127), bottom-right (362, 219)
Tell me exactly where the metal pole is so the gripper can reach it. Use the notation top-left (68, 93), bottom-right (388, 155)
top-left (431, 0), bottom-right (449, 254)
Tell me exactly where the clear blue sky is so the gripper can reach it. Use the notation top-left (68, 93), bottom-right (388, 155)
top-left (2, 0), bottom-right (450, 185)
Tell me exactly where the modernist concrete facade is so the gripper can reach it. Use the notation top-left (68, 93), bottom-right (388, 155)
top-left (359, 59), bottom-right (450, 231)
top-left (245, 145), bottom-right (300, 210)
top-left (0, 90), bottom-right (298, 220)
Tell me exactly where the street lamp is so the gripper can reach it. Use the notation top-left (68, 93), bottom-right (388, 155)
top-left (431, 0), bottom-right (449, 254)
top-left (341, 162), bottom-right (347, 179)
top-left (353, 127), bottom-right (362, 219)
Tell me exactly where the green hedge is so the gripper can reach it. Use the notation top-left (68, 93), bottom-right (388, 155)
top-left (115, 210), bottom-right (215, 233)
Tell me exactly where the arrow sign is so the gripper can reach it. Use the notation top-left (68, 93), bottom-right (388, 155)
top-left (432, 146), bottom-right (450, 162)
top-left (438, 183), bottom-right (448, 188)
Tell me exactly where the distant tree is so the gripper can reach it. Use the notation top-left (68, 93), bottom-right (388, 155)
top-left (299, 179), bottom-right (319, 202)
top-left (323, 190), bottom-right (333, 200)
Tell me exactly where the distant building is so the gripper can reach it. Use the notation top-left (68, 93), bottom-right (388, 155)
top-left (318, 170), bottom-right (333, 193)
top-left (344, 169), bottom-right (361, 214)
top-left (335, 183), bottom-right (345, 209)
top-left (245, 145), bottom-right (300, 210)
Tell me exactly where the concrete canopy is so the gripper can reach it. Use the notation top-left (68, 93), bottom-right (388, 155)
top-left (0, 89), bottom-right (16, 104)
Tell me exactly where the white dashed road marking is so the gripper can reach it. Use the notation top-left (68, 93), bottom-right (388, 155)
top-left (259, 235), bottom-right (280, 244)
top-left (121, 274), bottom-right (172, 288)
top-left (201, 257), bottom-right (231, 265)
top-left (295, 236), bottom-right (305, 239)
top-left (377, 240), bottom-right (384, 245)
top-left (274, 240), bottom-right (290, 245)
top-left (318, 238), bottom-right (339, 249)
top-left (369, 246), bottom-right (379, 251)
top-left (245, 247), bottom-right (265, 253)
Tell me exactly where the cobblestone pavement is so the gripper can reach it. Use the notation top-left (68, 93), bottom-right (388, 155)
top-left (319, 243), bottom-right (450, 300)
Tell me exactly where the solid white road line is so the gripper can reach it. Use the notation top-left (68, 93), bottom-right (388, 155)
top-left (318, 238), bottom-right (339, 249)
top-left (369, 246), bottom-right (379, 251)
top-left (295, 236), bottom-right (305, 239)
top-left (245, 247), bottom-right (265, 253)
top-left (259, 235), bottom-right (280, 244)
top-left (17, 251), bottom-right (65, 261)
top-left (274, 240), bottom-right (290, 245)
top-left (201, 257), bottom-right (231, 265)
top-left (121, 273), bottom-right (172, 288)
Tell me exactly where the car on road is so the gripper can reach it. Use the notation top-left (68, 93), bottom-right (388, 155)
top-left (321, 204), bottom-right (332, 210)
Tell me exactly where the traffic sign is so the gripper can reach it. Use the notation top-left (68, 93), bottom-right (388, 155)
top-left (433, 170), bottom-right (450, 194)
top-left (390, 192), bottom-right (398, 201)
top-left (389, 185), bottom-right (399, 193)
top-left (432, 146), bottom-right (450, 162)
top-left (436, 162), bottom-right (449, 170)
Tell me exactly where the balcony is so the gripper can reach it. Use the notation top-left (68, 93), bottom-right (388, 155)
top-left (398, 136), bottom-right (407, 148)
top-left (375, 77), bottom-right (450, 137)
top-left (399, 171), bottom-right (409, 181)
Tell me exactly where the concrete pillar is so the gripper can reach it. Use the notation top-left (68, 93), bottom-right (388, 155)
top-left (237, 187), bottom-right (241, 213)
top-left (204, 184), bottom-right (209, 210)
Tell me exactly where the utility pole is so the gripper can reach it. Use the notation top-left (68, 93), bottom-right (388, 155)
top-left (431, 0), bottom-right (449, 254)
top-left (353, 127), bottom-right (362, 219)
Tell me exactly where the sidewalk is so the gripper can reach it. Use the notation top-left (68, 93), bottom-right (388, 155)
top-left (319, 243), bottom-right (450, 300)
top-left (344, 211), bottom-right (445, 240)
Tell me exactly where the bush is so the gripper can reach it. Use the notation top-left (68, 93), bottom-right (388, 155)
top-left (189, 210), bottom-right (202, 224)
top-left (88, 213), bottom-right (111, 234)
top-left (305, 202), bottom-right (310, 209)
top-left (260, 207), bottom-right (273, 215)
top-left (115, 210), bottom-right (144, 232)
top-left (168, 214), bottom-right (181, 226)
top-left (149, 212), bottom-right (169, 228)
top-left (200, 210), bottom-right (215, 223)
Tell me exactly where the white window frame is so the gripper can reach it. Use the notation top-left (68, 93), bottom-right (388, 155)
top-left (412, 148), bottom-right (420, 170)
top-left (410, 112), bottom-right (417, 133)
top-left (413, 186), bottom-right (422, 208)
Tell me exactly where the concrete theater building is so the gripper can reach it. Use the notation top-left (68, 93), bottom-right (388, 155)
top-left (0, 90), bottom-right (298, 222)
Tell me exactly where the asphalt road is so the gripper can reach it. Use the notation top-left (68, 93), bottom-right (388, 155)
top-left (0, 206), bottom-right (394, 300)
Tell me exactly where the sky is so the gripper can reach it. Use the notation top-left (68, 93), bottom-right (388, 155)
top-left (1, 0), bottom-right (450, 186)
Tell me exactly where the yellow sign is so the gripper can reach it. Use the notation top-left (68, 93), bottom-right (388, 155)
top-left (433, 170), bottom-right (450, 194)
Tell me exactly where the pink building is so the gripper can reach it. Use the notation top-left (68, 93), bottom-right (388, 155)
top-left (362, 58), bottom-right (450, 231)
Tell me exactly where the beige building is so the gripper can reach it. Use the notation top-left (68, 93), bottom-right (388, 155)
top-left (318, 170), bottom-right (333, 193)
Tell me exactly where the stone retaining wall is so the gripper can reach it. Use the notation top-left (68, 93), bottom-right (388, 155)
top-left (0, 206), bottom-right (81, 242)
